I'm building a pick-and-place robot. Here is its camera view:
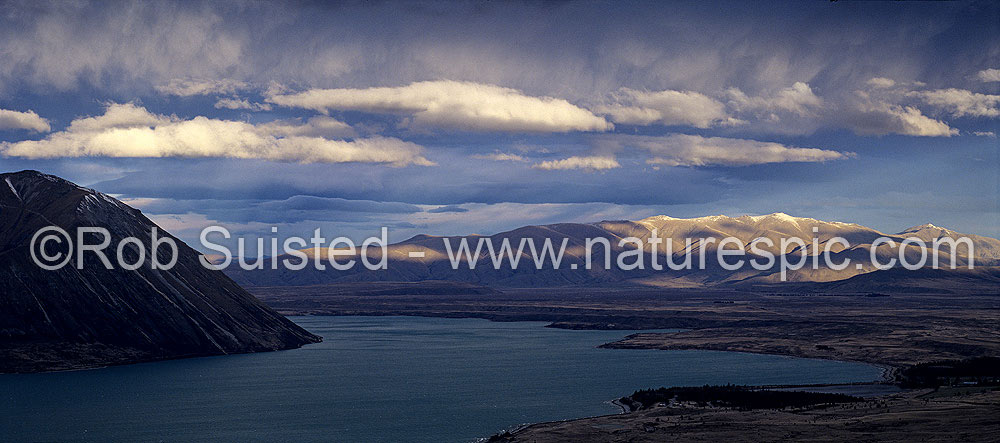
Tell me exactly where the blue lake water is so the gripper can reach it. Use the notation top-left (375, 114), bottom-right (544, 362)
top-left (0, 316), bottom-right (883, 442)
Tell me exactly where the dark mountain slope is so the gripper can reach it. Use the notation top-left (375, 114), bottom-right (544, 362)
top-left (0, 170), bottom-right (320, 373)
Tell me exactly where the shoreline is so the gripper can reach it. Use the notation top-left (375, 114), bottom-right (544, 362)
top-left (295, 311), bottom-right (906, 381)
top-left (484, 383), bottom-right (904, 443)
top-left (3, 311), bottom-right (898, 378)
top-left (293, 311), bottom-right (901, 380)
top-left (492, 386), bottom-right (1000, 442)
top-left (255, 286), bottom-right (999, 372)
top-left (0, 339), bottom-right (321, 375)
top-left (599, 338), bottom-right (904, 381)
top-left (601, 340), bottom-right (901, 384)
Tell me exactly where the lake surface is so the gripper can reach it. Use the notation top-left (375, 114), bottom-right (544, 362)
top-left (1, 316), bottom-right (883, 442)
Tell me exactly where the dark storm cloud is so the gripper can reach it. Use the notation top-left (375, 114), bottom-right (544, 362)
top-left (0, 1), bottom-right (994, 100)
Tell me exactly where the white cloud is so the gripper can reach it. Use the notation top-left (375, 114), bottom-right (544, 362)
top-left (909, 88), bottom-right (1000, 118)
top-left (532, 156), bottom-right (620, 171)
top-left (268, 80), bottom-right (612, 133)
top-left (836, 82), bottom-right (969, 137)
top-left (596, 88), bottom-right (733, 128)
top-left (866, 77), bottom-right (897, 88)
top-left (973, 131), bottom-right (996, 138)
top-left (0, 108), bottom-right (50, 132)
top-left (214, 98), bottom-right (272, 111)
top-left (156, 78), bottom-right (249, 97)
top-left (977, 68), bottom-right (1000, 82)
top-left (0, 103), bottom-right (431, 166)
top-left (726, 82), bottom-right (822, 116)
top-left (843, 100), bottom-right (958, 137)
top-left (65, 102), bottom-right (166, 132)
top-left (609, 134), bottom-right (851, 167)
top-left (594, 81), bottom-right (971, 137)
top-left (473, 152), bottom-right (528, 162)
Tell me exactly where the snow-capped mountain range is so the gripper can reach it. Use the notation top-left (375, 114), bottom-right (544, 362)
top-left (227, 212), bottom-right (1000, 290)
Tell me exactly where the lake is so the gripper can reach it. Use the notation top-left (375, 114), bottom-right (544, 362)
top-left (0, 316), bottom-right (883, 442)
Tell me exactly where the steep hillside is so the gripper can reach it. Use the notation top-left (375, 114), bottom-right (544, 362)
top-left (0, 170), bottom-right (320, 373)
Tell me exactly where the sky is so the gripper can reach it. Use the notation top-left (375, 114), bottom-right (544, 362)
top-left (0, 0), bottom-right (997, 253)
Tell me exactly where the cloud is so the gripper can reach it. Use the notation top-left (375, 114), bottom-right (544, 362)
top-left (866, 77), bottom-right (896, 88)
top-left (595, 88), bottom-right (733, 128)
top-left (214, 98), bottom-right (272, 112)
top-left (92, 156), bottom-right (726, 206)
top-left (607, 134), bottom-right (851, 167)
top-left (126, 195), bottom-right (423, 224)
top-left (0, 4), bottom-right (993, 140)
top-left (973, 131), bottom-right (996, 138)
top-left (472, 152), bottom-right (528, 162)
top-left (842, 100), bottom-right (958, 137)
top-left (909, 88), bottom-right (1000, 118)
top-left (257, 116), bottom-right (356, 138)
top-left (64, 102), bottom-right (165, 132)
top-left (532, 155), bottom-right (620, 171)
top-left (977, 68), bottom-right (1000, 82)
top-left (0, 103), bottom-right (431, 166)
top-left (268, 80), bottom-right (612, 133)
top-left (258, 195), bottom-right (418, 213)
top-left (0, 108), bottom-right (50, 132)
top-left (0, 1), bottom-right (994, 130)
top-left (428, 205), bottom-right (469, 213)
top-left (831, 82), bottom-right (974, 137)
top-left (156, 78), bottom-right (249, 97)
top-left (595, 81), bottom-right (969, 137)
top-left (726, 82), bottom-right (822, 117)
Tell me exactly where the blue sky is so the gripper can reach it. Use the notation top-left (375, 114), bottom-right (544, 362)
top-left (0, 0), bottom-right (997, 251)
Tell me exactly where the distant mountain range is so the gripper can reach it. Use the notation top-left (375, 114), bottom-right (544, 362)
top-left (0, 171), bottom-right (320, 373)
top-left (227, 213), bottom-right (1000, 293)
